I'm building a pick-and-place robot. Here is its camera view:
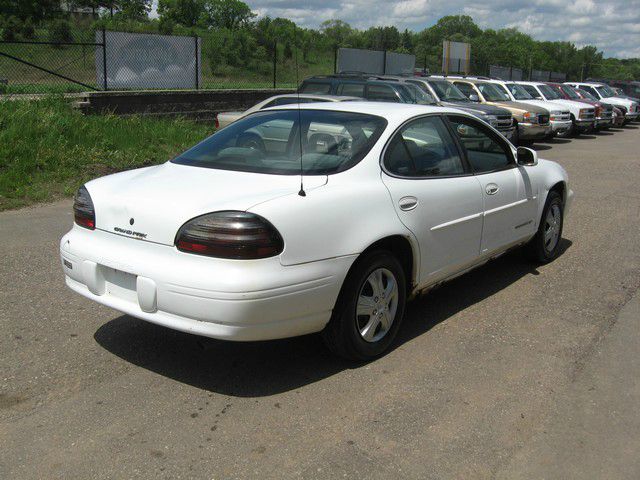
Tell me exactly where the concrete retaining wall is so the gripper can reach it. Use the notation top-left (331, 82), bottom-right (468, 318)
top-left (77, 89), bottom-right (296, 120)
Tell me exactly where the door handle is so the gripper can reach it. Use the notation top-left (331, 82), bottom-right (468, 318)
top-left (399, 196), bottom-right (418, 211)
top-left (486, 184), bottom-right (499, 195)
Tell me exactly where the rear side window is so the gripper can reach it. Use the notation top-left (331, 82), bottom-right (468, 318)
top-left (300, 82), bottom-right (332, 94)
top-left (384, 116), bottom-right (464, 177)
top-left (447, 115), bottom-right (513, 174)
top-left (337, 83), bottom-right (365, 97)
top-left (367, 84), bottom-right (400, 102)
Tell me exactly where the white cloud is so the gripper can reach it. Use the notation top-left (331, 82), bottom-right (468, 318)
top-left (246, 0), bottom-right (640, 58)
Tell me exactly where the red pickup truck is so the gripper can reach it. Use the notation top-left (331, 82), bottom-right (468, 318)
top-left (546, 82), bottom-right (614, 130)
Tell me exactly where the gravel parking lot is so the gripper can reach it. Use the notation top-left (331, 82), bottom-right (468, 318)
top-left (2, 125), bottom-right (640, 479)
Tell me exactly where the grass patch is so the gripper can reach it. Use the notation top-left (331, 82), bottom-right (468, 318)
top-left (0, 96), bottom-right (213, 210)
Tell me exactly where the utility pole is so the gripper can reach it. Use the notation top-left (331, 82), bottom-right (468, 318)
top-left (580, 63), bottom-right (585, 81)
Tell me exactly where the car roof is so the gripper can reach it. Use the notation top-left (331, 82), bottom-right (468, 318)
top-left (567, 81), bottom-right (605, 87)
top-left (266, 94), bottom-right (358, 102)
top-left (515, 81), bottom-right (545, 86)
top-left (262, 100), bottom-right (465, 121)
top-left (437, 77), bottom-right (491, 84)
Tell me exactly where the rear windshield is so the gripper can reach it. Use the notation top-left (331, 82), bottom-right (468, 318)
top-left (172, 110), bottom-right (387, 175)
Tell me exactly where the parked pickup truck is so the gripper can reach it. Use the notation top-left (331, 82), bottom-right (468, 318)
top-left (565, 82), bottom-right (639, 124)
top-left (488, 79), bottom-right (572, 138)
top-left (215, 94), bottom-right (359, 129)
top-left (573, 87), bottom-right (625, 127)
top-left (399, 76), bottom-right (515, 140)
top-left (436, 76), bottom-right (551, 145)
top-left (546, 82), bottom-right (613, 130)
top-left (514, 81), bottom-right (595, 134)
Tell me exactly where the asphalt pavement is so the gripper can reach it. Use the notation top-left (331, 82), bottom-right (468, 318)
top-left (1, 125), bottom-right (639, 479)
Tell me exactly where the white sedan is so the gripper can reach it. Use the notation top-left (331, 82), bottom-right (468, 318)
top-left (61, 102), bottom-right (573, 360)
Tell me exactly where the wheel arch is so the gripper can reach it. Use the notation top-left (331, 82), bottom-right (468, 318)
top-left (549, 180), bottom-right (566, 205)
top-left (350, 235), bottom-right (419, 295)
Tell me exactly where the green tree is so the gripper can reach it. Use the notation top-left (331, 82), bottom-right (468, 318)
top-left (0, 0), bottom-right (61, 21)
top-left (319, 19), bottom-right (352, 47)
top-left (401, 29), bottom-right (413, 51)
top-left (202, 0), bottom-right (255, 29)
top-left (157, 0), bottom-right (204, 27)
top-left (117, 0), bottom-right (151, 19)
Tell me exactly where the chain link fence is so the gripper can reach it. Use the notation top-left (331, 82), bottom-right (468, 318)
top-left (0, 27), bottom-right (338, 95)
top-left (0, 27), bottom-right (569, 96)
top-left (0, 26), bottom-right (100, 95)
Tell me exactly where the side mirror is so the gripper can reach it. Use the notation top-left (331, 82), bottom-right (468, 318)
top-left (469, 94), bottom-right (479, 102)
top-left (517, 146), bottom-right (538, 166)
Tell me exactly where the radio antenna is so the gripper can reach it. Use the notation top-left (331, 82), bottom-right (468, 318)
top-left (294, 25), bottom-right (306, 197)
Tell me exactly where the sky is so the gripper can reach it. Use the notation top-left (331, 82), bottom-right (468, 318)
top-left (151, 0), bottom-right (640, 58)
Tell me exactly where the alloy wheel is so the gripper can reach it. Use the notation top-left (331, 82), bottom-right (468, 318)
top-left (543, 203), bottom-right (562, 253)
top-left (356, 268), bottom-right (399, 343)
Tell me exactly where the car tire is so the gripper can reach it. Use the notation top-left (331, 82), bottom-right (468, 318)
top-left (570, 115), bottom-right (581, 137)
top-left (322, 250), bottom-right (407, 361)
top-left (512, 123), bottom-right (520, 146)
top-left (526, 190), bottom-right (564, 263)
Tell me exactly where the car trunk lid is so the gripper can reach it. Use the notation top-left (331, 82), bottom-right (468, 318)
top-left (86, 162), bottom-right (327, 246)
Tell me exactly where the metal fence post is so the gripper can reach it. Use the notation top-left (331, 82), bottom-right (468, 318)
top-left (273, 40), bottom-right (277, 89)
top-left (382, 49), bottom-right (387, 74)
top-left (194, 35), bottom-right (199, 89)
top-left (101, 28), bottom-right (108, 90)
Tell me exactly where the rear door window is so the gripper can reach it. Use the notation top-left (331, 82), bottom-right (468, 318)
top-left (384, 116), bottom-right (465, 177)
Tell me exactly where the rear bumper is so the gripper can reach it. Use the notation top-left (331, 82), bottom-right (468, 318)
top-left (60, 226), bottom-right (355, 341)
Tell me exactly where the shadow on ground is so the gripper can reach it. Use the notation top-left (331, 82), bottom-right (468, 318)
top-left (538, 137), bottom-right (572, 145)
top-left (95, 240), bottom-right (572, 397)
top-left (531, 144), bottom-right (553, 151)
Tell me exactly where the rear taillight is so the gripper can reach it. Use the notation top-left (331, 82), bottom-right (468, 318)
top-left (73, 185), bottom-right (95, 230)
top-left (214, 115), bottom-right (219, 129)
top-left (175, 211), bottom-right (284, 259)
